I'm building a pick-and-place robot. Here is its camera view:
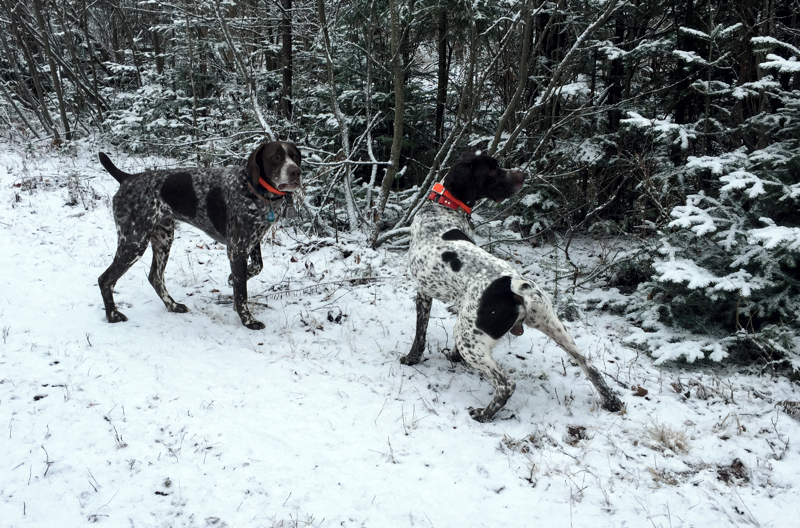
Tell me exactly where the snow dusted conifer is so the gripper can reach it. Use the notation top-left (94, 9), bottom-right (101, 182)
top-left (624, 37), bottom-right (800, 370)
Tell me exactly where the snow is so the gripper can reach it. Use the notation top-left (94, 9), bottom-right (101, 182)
top-left (719, 171), bottom-right (769, 198)
top-left (620, 112), bottom-right (695, 150)
top-left (678, 27), bottom-right (710, 40)
top-left (672, 50), bottom-right (707, 65)
top-left (749, 221), bottom-right (800, 252)
top-left (2, 140), bottom-right (800, 527)
top-left (668, 195), bottom-right (719, 237)
top-left (761, 54), bottom-right (800, 73)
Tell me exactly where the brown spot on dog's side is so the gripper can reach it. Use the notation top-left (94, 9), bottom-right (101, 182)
top-left (206, 186), bottom-right (227, 238)
top-left (161, 172), bottom-right (197, 217)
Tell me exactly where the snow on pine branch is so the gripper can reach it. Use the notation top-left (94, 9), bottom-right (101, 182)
top-left (673, 50), bottom-right (707, 65)
top-left (625, 328), bottom-right (729, 364)
top-left (752, 36), bottom-right (800, 73)
top-left (684, 150), bottom-right (748, 175)
top-left (653, 259), bottom-right (769, 298)
top-left (751, 36), bottom-right (800, 57)
top-left (732, 78), bottom-right (781, 99)
top-left (760, 55), bottom-right (800, 73)
top-left (719, 170), bottom-right (771, 198)
top-left (749, 219), bottom-right (800, 252)
top-left (678, 26), bottom-right (711, 40)
top-left (621, 112), bottom-right (695, 150)
top-left (668, 193), bottom-right (721, 236)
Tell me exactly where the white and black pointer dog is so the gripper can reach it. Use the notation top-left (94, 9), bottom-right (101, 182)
top-left (97, 141), bottom-right (301, 330)
top-left (403, 153), bottom-right (623, 422)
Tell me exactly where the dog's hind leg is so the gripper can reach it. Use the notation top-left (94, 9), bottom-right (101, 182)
top-left (530, 314), bottom-right (623, 412)
top-left (556, 330), bottom-right (623, 412)
top-left (148, 218), bottom-right (188, 313)
top-left (400, 291), bottom-right (432, 365)
top-left (99, 223), bottom-right (151, 323)
top-left (454, 316), bottom-right (515, 422)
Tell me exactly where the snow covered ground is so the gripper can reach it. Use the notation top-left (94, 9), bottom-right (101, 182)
top-left (1, 139), bottom-right (798, 527)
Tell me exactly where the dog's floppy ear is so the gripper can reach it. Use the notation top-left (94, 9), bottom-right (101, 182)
top-left (444, 159), bottom-right (477, 207)
top-left (246, 144), bottom-right (266, 185)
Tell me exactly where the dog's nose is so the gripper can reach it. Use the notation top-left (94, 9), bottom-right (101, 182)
top-left (279, 167), bottom-right (301, 191)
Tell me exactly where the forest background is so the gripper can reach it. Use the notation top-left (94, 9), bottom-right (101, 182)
top-left (1, 0), bottom-right (799, 369)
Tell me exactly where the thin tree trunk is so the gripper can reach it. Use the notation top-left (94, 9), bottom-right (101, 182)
top-left (489, 0), bottom-right (535, 154)
top-left (281, 0), bottom-right (293, 120)
top-left (78, 2), bottom-right (105, 124)
top-left (0, 82), bottom-right (41, 139)
top-left (363, 1), bottom-right (379, 216)
top-left (373, 4), bottom-right (477, 247)
top-left (369, 0), bottom-right (415, 248)
top-left (185, 10), bottom-right (199, 139)
top-left (11, 1), bottom-right (58, 137)
top-left (31, 0), bottom-right (72, 140)
top-left (152, 22), bottom-right (164, 75)
top-left (113, 1), bottom-right (142, 86)
top-left (214, 1), bottom-right (276, 140)
top-left (0, 22), bottom-right (52, 136)
top-left (317, 0), bottom-right (358, 231)
top-left (434, 8), bottom-right (448, 145)
top-left (53, 1), bottom-right (106, 127)
top-left (496, 0), bottom-right (620, 158)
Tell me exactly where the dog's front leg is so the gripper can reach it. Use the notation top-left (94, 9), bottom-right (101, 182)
top-left (229, 253), bottom-right (265, 330)
top-left (247, 245), bottom-right (263, 279)
top-left (400, 291), bottom-right (432, 365)
top-left (227, 245), bottom-right (263, 285)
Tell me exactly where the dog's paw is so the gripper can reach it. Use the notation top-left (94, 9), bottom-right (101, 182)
top-left (399, 354), bottom-right (419, 366)
top-left (171, 303), bottom-right (189, 313)
top-left (602, 396), bottom-right (624, 413)
top-left (468, 407), bottom-right (493, 423)
top-left (244, 320), bottom-right (266, 330)
top-left (445, 347), bottom-right (463, 363)
top-left (106, 311), bottom-right (128, 323)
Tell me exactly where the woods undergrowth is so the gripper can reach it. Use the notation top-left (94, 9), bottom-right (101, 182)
top-left (1, 0), bottom-right (799, 370)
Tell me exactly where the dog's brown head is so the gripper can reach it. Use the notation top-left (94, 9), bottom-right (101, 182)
top-left (246, 141), bottom-right (302, 192)
top-left (444, 153), bottom-right (524, 207)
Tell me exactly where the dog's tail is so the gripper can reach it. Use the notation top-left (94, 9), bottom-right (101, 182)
top-left (511, 278), bottom-right (571, 345)
top-left (98, 152), bottom-right (134, 184)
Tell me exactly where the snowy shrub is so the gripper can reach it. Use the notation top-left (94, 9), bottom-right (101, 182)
top-left (623, 38), bottom-right (800, 370)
